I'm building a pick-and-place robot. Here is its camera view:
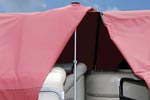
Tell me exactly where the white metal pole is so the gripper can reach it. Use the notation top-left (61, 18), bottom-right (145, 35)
top-left (73, 30), bottom-right (77, 100)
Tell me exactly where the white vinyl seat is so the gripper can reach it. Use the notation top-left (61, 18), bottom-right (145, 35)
top-left (64, 63), bottom-right (87, 100)
top-left (38, 67), bottom-right (66, 100)
top-left (86, 70), bottom-right (149, 100)
top-left (38, 63), bottom-right (87, 100)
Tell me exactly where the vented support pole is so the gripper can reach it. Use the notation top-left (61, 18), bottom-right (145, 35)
top-left (73, 30), bottom-right (77, 100)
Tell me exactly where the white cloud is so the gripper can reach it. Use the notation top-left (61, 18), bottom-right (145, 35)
top-left (83, 0), bottom-right (101, 11)
top-left (0, 0), bottom-right (47, 12)
top-left (105, 6), bottom-right (120, 11)
top-left (83, 0), bottom-right (120, 12)
top-left (40, 3), bottom-right (47, 8)
top-left (92, 4), bottom-right (101, 11)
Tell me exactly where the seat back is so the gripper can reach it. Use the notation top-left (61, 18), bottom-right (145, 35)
top-left (38, 67), bottom-right (66, 100)
top-left (86, 70), bottom-right (149, 100)
top-left (64, 63), bottom-right (87, 100)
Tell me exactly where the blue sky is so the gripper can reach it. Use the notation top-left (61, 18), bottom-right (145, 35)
top-left (0, 0), bottom-right (150, 13)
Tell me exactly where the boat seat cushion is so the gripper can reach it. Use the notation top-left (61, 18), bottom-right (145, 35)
top-left (86, 71), bottom-right (149, 100)
top-left (38, 67), bottom-right (66, 100)
top-left (64, 63), bottom-right (87, 92)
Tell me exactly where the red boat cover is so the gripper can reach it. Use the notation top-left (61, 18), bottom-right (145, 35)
top-left (0, 4), bottom-right (91, 100)
top-left (103, 10), bottom-right (150, 89)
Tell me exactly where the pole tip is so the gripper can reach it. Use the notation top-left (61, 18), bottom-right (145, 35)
top-left (71, 2), bottom-right (80, 4)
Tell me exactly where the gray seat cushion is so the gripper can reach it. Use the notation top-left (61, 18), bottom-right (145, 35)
top-left (55, 63), bottom-right (73, 74)
top-left (64, 63), bottom-right (87, 92)
top-left (86, 71), bottom-right (149, 100)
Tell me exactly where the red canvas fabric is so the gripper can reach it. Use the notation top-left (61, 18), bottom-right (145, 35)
top-left (0, 4), bottom-right (91, 100)
top-left (103, 10), bottom-right (150, 89)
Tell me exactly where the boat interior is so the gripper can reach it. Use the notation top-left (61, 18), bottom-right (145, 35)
top-left (38, 11), bottom-right (150, 100)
